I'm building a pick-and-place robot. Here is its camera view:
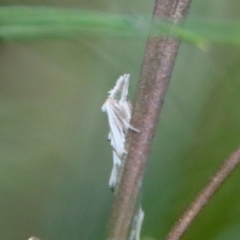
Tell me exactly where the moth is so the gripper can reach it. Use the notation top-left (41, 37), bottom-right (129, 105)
top-left (102, 74), bottom-right (139, 190)
top-left (102, 74), bottom-right (144, 240)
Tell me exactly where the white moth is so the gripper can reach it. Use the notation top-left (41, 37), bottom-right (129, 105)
top-left (102, 74), bottom-right (144, 240)
top-left (102, 74), bottom-right (139, 190)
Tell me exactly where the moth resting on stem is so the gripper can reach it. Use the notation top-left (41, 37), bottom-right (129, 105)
top-left (102, 74), bottom-right (144, 240)
top-left (101, 74), bottom-right (139, 190)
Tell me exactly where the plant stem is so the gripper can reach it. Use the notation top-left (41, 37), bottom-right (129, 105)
top-left (166, 146), bottom-right (240, 240)
top-left (107, 0), bottom-right (192, 239)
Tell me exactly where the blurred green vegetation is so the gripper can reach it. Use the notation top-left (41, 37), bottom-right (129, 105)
top-left (0, 1), bottom-right (240, 240)
top-left (1, 7), bottom-right (240, 48)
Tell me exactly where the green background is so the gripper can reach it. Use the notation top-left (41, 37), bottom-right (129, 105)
top-left (0, 1), bottom-right (240, 240)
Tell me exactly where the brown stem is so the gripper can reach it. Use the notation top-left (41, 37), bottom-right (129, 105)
top-left (107, 0), bottom-right (192, 239)
top-left (166, 146), bottom-right (240, 240)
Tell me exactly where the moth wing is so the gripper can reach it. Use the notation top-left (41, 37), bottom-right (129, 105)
top-left (107, 132), bottom-right (111, 141)
top-left (105, 101), bottom-right (125, 157)
top-left (120, 74), bottom-right (130, 102)
top-left (109, 151), bottom-right (121, 190)
top-left (119, 100), bottom-right (140, 133)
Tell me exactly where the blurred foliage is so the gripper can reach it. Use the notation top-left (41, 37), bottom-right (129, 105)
top-left (1, 7), bottom-right (240, 48)
top-left (0, 1), bottom-right (240, 240)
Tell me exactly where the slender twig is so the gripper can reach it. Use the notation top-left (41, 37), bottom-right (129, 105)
top-left (166, 146), bottom-right (240, 240)
top-left (107, 0), bottom-right (192, 239)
